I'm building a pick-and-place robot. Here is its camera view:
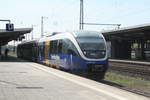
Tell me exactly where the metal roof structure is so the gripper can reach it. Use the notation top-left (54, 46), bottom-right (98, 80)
top-left (102, 23), bottom-right (150, 41)
top-left (0, 28), bottom-right (32, 46)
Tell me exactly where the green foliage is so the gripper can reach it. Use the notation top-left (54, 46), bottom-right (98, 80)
top-left (105, 71), bottom-right (150, 93)
top-left (131, 43), bottom-right (139, 49)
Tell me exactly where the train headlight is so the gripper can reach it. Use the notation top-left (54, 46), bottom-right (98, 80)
top-left (83, 51), bottom-right (87, 55)
top-left (102, 51), bottom-right (105, 55)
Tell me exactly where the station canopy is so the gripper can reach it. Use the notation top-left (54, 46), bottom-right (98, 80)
top-left (102, 23), bottom-right (150, 41)
top-left (0, 28), bottom-right (32, 46)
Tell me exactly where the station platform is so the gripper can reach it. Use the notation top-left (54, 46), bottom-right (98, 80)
top-left (0, 56), bottom-right (149, 100)
top-left (109, 59), bottom-right (150, 66)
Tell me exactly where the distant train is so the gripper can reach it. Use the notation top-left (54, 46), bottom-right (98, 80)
top-left (17, 31), bottom-right (109, 79)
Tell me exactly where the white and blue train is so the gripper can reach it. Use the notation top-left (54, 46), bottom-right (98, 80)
top-left (17, 31), bottom-right (109, 79)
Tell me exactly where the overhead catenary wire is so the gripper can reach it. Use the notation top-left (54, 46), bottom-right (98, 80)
top-left (103, 6), bottom-right (150, 22)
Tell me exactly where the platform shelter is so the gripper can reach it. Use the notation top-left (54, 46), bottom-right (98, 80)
top-left (0, 28), bottom-right (32, 55)
top-left (102, 24), bottom-right (150, 60)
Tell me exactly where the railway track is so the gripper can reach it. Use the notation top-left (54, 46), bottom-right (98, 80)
top-left (108, 59), bottom-right (150, 80)
top-left (81, 71), bottom-right (150, 98)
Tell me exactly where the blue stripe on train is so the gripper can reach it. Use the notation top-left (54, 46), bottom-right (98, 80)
top-left (38, 53), bottom-right (108, 72)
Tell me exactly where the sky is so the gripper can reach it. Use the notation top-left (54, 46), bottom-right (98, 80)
top-left (0, 0), bottom-right (150, 39)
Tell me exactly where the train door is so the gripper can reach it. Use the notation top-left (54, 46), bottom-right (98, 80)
top-left (38, 42), bottom-right (45, 63)
top-left (34, 43), bottom-right (39, 62)
top-left (45, 41), bottom-right (50, 65)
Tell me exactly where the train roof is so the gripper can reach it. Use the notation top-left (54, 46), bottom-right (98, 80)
top-left (39, 31), bottom-right (104, 42)
top-left (17, 31), bottom-right (104, 44)
top-left (73, 30), bottom-right (103, 37)
top-left (18, 40), bottom-right (38, 45)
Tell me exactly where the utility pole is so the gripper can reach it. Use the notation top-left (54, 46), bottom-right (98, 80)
top-left (79, 1), bottom-right (121, 30)
top-left (31, 25), bottom-right (34, 40)
top-left (31, 25), bottom-right (37, 40)
top-left (79, 0), bottom-right (84, 30)
top-left (83, 23), bottom-right (121, 29)
top-left (41, 16), bottom-right (44, 38)
top-left (41, 16), bottom-right (48, 38)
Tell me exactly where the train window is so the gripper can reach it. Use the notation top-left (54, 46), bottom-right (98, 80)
top-left (62, 39), bottom-right (79, 56)
top-left (69, 40), bottom-right (79, 56)
top-left (49, 39), bottom-right (79, 56)
top-left (34, 46), bottom-right (37, 57)
top-left (42, 43), bottom-right (45, 57)
top-left (58, 40), bottom-right (62, 54)
top-left (38, 46), bottom-right (41, 56)
top-left (77, 37), bottom-right (106, 51)
top-left (33, 44), bottom-right (38, 58)
top-left (62, 39), bottom-right (68, 54)
top-left (68, 49), bottom-right (77, 56)
top-left (50, 40), bottom-right (58, 54)
top-left (38, 45), bottom-right (42, 56)
top-left (38, 43), bottom-right (45, 58)
top-left (49, 41), bottom-right (52, 53)
top-left (76, 37), bottom-right (106, 59)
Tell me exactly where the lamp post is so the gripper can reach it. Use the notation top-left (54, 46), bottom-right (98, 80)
top-left (41, 16), bottom-right (48, 38)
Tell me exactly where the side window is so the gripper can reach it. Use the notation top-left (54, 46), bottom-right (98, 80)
top-left (38, 46), bottom-right (40, 56)
top-left (62, 39), bottom-right (69, 54)
top-left (33, 43), bottom-right (38, 57)
top-left (50, 40), bottom-right (58, 54)
top-left (58, 40), bottom-right (62, 54)
top-left (38, 43), bottom-right (45, 57)
top-left (41, 42), bottom-right (45, 57)
top-left (49, 39), bottom-right (79, 56)
top-left (69, 40), bottom-right (79, 56)
top-left (49, 41), bottom-right (52, 53)
top-left (62, 39), bottom-right (79, 56)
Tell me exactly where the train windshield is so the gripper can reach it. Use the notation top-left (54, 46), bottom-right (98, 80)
top-left (76, 32), bottom-right (106, 59)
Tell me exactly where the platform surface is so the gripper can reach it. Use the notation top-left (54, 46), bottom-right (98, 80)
top-left (109, 59), bottom-right (150, 65)
top-left (0, 58), bottom-right (149, 100)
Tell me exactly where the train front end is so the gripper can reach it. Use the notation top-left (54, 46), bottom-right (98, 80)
top-left (74, 31), bottom-right (108, 78)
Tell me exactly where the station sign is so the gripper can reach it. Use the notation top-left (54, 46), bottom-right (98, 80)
top-left (6, 23), bottom-right (14, 31)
